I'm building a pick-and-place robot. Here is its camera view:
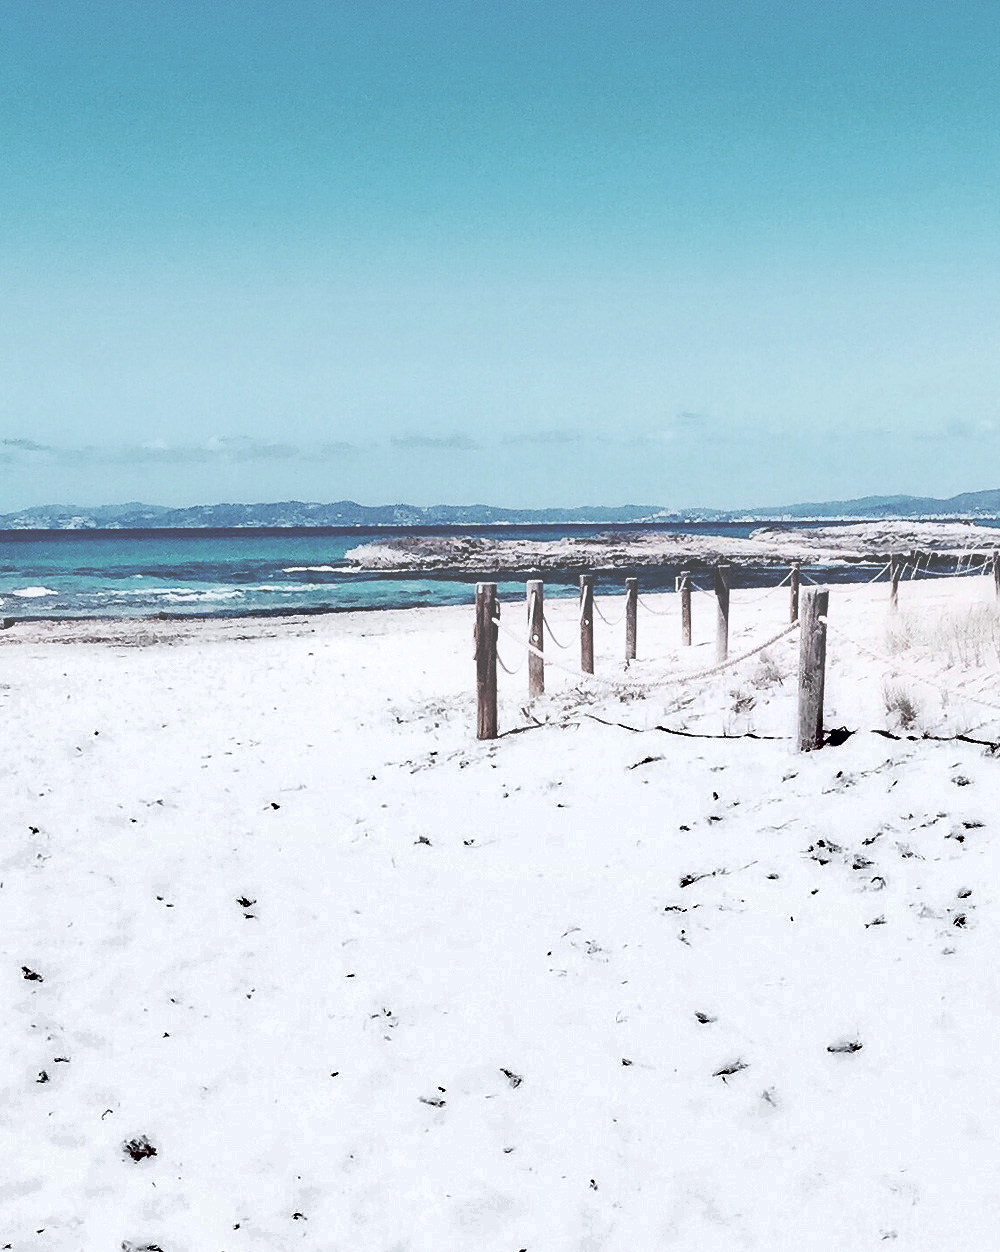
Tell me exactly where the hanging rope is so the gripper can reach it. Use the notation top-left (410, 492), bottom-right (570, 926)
top-left (637, 593), bottom-right (672, 616)
top-left (491, 615), bottom-right (799, 693)
top-left (542, 611), bottom-right (572, 649)
top-left (490, 615), bottom-right (620, 686)
top-left (918, 561), bottom-right (988, 577)
top-left (496, 649), bottom-right (526, 676)
top-left (737, 569), bottom-right (795, 604)
top-left (593, 596), bottom-right (628, 627)
top-left (644, 620), bottom-right (799, 688)
top-left (827, 620), bottom-right (1000, 718)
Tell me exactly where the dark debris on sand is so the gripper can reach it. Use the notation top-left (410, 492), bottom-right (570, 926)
top-left (122, 1136), bottom-right (158, 1162)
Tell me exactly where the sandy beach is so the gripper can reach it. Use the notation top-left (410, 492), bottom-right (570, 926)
top-left (5, 572), bottom-right (1000, 1249)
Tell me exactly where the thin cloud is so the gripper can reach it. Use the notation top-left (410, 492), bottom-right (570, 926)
top-left (944, 418), bottom-right (995, 440)
top-left (0, 432), bottom-right (487, 468)
top-left (391, 434), bottom-right (480, 451)
top-left (317, 440), bottom-right (363, 457)
top-left (0, 436), bottom-right (346, 467)
top-left (202, 437), bottom-right (299, 463)
top-left (1, 437), bottom-right (52, 452)
top-left (67, 441), bottom-right (258, 467)
top-left (501, 430), bottom-right (583, 447)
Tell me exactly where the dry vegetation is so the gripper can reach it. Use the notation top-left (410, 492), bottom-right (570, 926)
top-left (885, 604), bottom-right (1000, 669)
top-left (882, 682), bottom-right (922, 730)
top-left (751, 651), bottom-right (785, 690)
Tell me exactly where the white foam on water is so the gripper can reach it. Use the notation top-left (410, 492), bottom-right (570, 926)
top-left (240, 583), bottom-right (320, 594)
top-left (114, 587), bottom-right (245, 601)
top-left (281, 565), bottom-right (342, 573)
top-left (11, 586), bottom-right (58, 598)
top-left (158, 589), bottom-right (245, 603)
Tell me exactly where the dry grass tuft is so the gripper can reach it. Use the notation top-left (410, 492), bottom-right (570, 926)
top-left (729, 686), bottom-right (757, 715)
top-left (885, 604), bottom-right (1000, 669)
top-left (883, 682), bottom-right (921, 730)
top-left (751, 652), bottom-right (785, 690)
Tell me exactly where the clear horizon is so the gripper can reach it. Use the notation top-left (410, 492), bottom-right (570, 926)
top-left (7, 483), bottom-right (1000, 521)
top-left (2, 2), bottom-right (998, 512)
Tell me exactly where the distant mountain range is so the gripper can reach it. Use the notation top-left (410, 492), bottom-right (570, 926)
top-left (2, 490), bottom-right (1000, 529)
top-left (0, 500), bottom-right (676, 529)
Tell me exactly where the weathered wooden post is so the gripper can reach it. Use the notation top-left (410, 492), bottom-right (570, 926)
top-left (790, 562), bottom-right (801, 623)
top-left (527, 579), bottom-right (544, 699)
top-left (889, 553), bottom-right (902, 610)
top-left (992, 551), bottom-right (1000, 600)
top-left (579, 574), bottom-right (594, 674)
top-left (680, 570), bottom-right (692, 646)
top-left (797, 587), bottom-right (829, 752)
top-left (624, 577), bottom-right (638, 661)
top-left (475, 582), bottom-right (498, 740)
top-left (714, 564), bottom-right (730, 663)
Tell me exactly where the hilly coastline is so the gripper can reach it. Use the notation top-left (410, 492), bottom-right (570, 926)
top-left (4, 488), bottom-right (1000, 530)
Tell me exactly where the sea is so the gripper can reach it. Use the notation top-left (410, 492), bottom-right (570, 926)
top-left (1, 522), bottom-right (997, 621)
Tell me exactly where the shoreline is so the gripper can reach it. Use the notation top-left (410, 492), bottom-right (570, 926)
top-left (1, 557), bottom-right (995, 643)
top-left (0, 567), bottom-right (992, 649)
top-left (3, 520), bottom-right (997, 625)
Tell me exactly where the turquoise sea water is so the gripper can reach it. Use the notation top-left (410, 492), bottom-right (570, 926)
top-left (0, 523), bottom-right (997, 620)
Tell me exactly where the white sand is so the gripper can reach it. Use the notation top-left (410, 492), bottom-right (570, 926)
top-left (4, 573), bottom-right (1000, 1249)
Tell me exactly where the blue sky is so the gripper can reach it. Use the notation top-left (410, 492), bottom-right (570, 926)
top-left (2, 0), bottom-right (998, 511)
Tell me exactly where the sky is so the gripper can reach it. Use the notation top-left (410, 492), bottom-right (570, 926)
top-left (1, 0), bottom-right (998, 512)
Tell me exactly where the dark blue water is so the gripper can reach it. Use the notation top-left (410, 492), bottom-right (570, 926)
top-left (0, 522), bottom-right (996, 619)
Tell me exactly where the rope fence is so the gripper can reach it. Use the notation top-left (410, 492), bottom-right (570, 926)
top-left (919, 560), bottom-right (991, 577)
top-left (472, 549), bottom-right (1000, 745)
top-left (592, 596), bottom-right (629, 627)
top-left (495, 647), bottom-right (526, 677)
top-left (826, 619), bottom-right (1000, 720)
top-left (738, 568), bottom-right (795, 605)
top-left (496, 611), bottom-right (799, 694)
top-left (543, 614), bottom-right (571, 649)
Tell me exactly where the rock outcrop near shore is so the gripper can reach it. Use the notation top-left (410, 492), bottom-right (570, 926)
top-left (344, 521), bottom-right (1000, 573)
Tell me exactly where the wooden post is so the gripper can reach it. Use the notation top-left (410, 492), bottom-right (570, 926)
top-left (789, 562), bottom-right (801, 624)
top-left (992, 552), bottom-right (1000, 600)
top-left (579, 574), bottom-right (594, 674)
top-left (797, 587), bottom-right (829, 752)
top-left (889, 553), bottom-right (902, 610)
top-left (527, 579), bottom-right (544, 699)
top-left (714, 564), bottom-right (730, 663)
top-left (475, 582), bottom-right (498, 740)
top-left (680, 570), bottom-right (692, 646)
top-left (624, 578), bottom-right (638, 661)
